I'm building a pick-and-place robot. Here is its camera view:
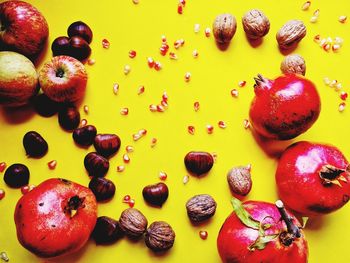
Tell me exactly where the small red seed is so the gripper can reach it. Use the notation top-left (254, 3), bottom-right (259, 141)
top-left (159, 171), bottom-right (167, 180)
top-left (126, 145), bottom-right (134, 153)
top-left (218, 121), bottom-right (227, 129)
top-left (340, 91), bottom-right (348, 101)
top-left (124, 65), bottom-right (131, 75)
top-left (139, 129), bottom-right (147, 136)
top-left (313, 9), bottom-right (320, 17)
top-left (48, 160), bottom-right (57, 170)
top-left (231, 89), bottom-right (239, 97)
top-left (157, 104), bottom-right (165, 112)
top-left (80, 119), bottom-right (88, 127)
top-left (138, 85), bottom-right (145, 95)
top-left (151, 138), bottom-right (157, 147)
top-left (129, 50), bottom-right (137, 58)
top-left (313, 34), bottom-right (321, 43)
top-left (339, 102), bottom-right (346, 112)
top-left (0, 162), bottom-right (6, 173)
top-left (169, 52), bottom-right (178, 60)
top-left (117, 165), bottom-right (125, 172)
top-left (113, 83), bottom-right (119, 95)
top-left (154, 61), bottom-right (162, 71)
top-left (192, 49), bottom-right (199, 58)
top-left (162, 92), bottom-right (168, 101)
top-left (206, 125), bottom-right (214, 134)
top-left (148, 57), bottom-right (155, 68)
top-left (301, 1), bottom-right (311, 11)
top-left (188, 125), bottom-right (195, 135)
top-left (123, 195), bottom-right (131, 202)
top-left (161, 35), bottom-right (167, 43)
top-left (238, 81), bottom-right (246, 87)
top-left (183, 175), bottom-right (189, 184)
top-left (339, 16), bottom-right (347, 23)
top-left (161, 100), bottom-right (168, 107)
top-left (177, 4), bottom-right (183, 14)
top-left (128, 199), bottom-right (135, 207)
top-left (87, 58), bottom-right (95, 65)
top-left (102, 39), bottom-right (110, 49)
top-left (0, 189), bottom-right (5, 200)
top-left (133, 133), bottom-right (141, 141)
top-left (120, 107), bottom-right (129, 115)
top-left (123, 154), bottom-right (130, 163)
top-left (243, 119), bottom-right (251, 129)
top-left (179, 0), bottom-right (186, 6)
top-left (21, 185), bottom-right (35, 195)
top-left (83, 105), bottom-right (89, 114)
top-left (199, 230), bottom-right (208, 240)
top-left (149, 104), bottom-right (157, 112)
top-left (185, 72), bottom-right (191, 82)
top-left (205, 28), bottom-right (211, 37)
top-left (194, 101), bottom-right (200, 111)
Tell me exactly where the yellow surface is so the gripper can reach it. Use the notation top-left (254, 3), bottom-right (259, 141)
top-left (0, 0), bottom-right (350, 262)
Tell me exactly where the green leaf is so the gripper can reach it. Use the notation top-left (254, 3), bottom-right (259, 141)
top-left (231, 198), bottom-right (260, 230)
top-left (248, 234), bottom-right (279, 251)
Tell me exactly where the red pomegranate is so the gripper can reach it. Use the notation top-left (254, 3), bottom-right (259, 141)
top-left (217, 198), bottom-right (308, 263)
top-left (249, 74), bottom-right (321, 140)
top-left (276, 141), bottom-right (350, 216)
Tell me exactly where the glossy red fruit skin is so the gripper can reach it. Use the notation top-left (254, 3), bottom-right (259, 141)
top-left (51, 36), bottom-right (70, 56)
top-left (67, 21), bottom-right (93, 44)
top-left (249, 74), bottom-right (321, 140)
top-left (276, 141), bottom-right (350, 216)
top-left (217, 201), bottom-right (308, 263)
top-left (14, 178), bottom-right (97, 258)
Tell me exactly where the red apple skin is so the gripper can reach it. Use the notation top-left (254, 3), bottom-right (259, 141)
top-left (0, 1), bottom-right (49, 58)
top-left (39, 56), bottom-right (88, 103)
top-left (14, 178), bottom-right (97, 258)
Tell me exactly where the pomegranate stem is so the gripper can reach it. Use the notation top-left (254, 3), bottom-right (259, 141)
top-left (275, 200), bottom-right (301, 238)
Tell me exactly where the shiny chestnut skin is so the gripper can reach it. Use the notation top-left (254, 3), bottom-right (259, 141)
top-left (68, 36), bottom-right (91, 61)
top-left (23, 131), bottom-right (48, 158)
top-left (33, 94), bottom-right (60, 117)
top-left (142, 182), bottom-right (169, 207)
top-left (92, 216), bottom-right (124, 244)
top-left (94, 134), bottom-right (121, 158)
top-left (89, 177), bottom-right (115, 201)
top-left (58, 105), bottom-right (80, 131)
top-left (51, 36), bottom-right (70, 56)
top-left (84, 152), bottom-right (109, 177)
top-left (68, 21), bottom-right (93, 44)
top-left (184, 151), bottom-right (214, 176)
top-left (73, 125), bottom-right (97, 147)
top-left (4, 164), bottom-right (30, 188)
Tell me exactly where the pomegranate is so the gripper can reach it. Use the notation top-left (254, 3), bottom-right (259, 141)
top-left (276, 141), bottom-right (350, 216)
top-left (217, 198), bottom-right (308, 263)
top-left (14, 178), bottom-right (97, 258)
top-left (249, 74), bottom-right (321, 140)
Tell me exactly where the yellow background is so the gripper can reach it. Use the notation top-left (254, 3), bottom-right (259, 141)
top-left (1, 0), bottom-right (350, 262)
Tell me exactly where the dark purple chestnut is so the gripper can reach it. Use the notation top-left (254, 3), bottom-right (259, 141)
top-left (142, 182), bottom-right (169, 207)
top-left (51, 36), bottom-right (70, 56)
top-left (73, 125), bottom-right (97, 147)
top-left (23, 131), bottom-right (48, 158)
top-left (32, 94), bottom-right (60, 117)
top-left (67, 21), bottom-right (93, 44)
top-left (94, 134), bottom-right (121, 158)
top-left (89, 177), bottom-right (115, 201)
top-left (58, 105), bottom-right (80, 131)
top-left (68, 36), bottom-right (91, 61)
top-left (184, 151), bottom-right (214, 176)
top-left (4, 164), bottom-right (30, 188)
top-left (84, 152), bottom-right (109, 177)
top-left (92, 216), bottom-right (124, 244)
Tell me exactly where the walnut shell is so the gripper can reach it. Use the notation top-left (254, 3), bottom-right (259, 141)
top-left (227, 165), bottom-right (252, 196)
top-left (186, 194), bottom-right (217, 222)
top-left (119, 208), bottom-right (148, 238)
top-left (242, 9), bottom-right (270, 40)
top-left (145, 221), bottom-right (175, 252)
top-left (280, 54), bottom-right (306, 76)
top-left (276, 20), bottom-right (306, 49)
top-left (213, 14), bottom-right (237, 44)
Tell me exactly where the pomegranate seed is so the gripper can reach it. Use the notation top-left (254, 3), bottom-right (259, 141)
top-left (246, 164), bottom-right (252, 171)
top-left (133, 133), bottom-right (141, 141)
top-left (126, 145), bottom-right (134, 153)
top-left (149, 104), bottom-right (157, 112)
top-left (0, 189), bottom-right (5, 200)
top-left (335, 83), bottom-right (343, 91)
top-left (174, 39), bottom-right (185, 49)
top-left (123, 154), bottom-right (130, 163)
top-left (117, 165), bottom-right (125, 172)
top-left (129, 50), bottom-right (137, 58)
top-left (157, 104), bottom-right (165, 112)
top-left (313, 9), bottom-right (320, 17)
top-left (199, 230), bottom-right (208, 240)
top-left (102, 39), bottom-right (110, 49)
top-left (159, 171), bottom-right (167, 180)
top-left (330, 79), bottom-right (338, 88)
top-left (194, 24), bottom-right (200, 33)
top-left (339, 102), bottom-right (346, 112)
top-left (147, 57), bottom-right (155, 68)
top-left (218, 121), bottom-right (227, 129)
top-left (161, 100), bottom-right (168, 107)
top-left (132, 0), bottom-right (139, 4)
top-left (310, 16), bottom-right (318, 23)
top-left (323, 43), bottom-right (331, 52)
top-left (323, 77), bottom-right (331, 85)
top-left (238, 80), bottom-right (246, 87)
top-left (313, 34), bottom-right (321, 43)
top-left (162, 92), bottom-right (168, 101)
top-left (169, 52), bottom-right (178, 60)
top-left (194, 101), bottom-right (200, 111)
top-left (179, 0), bottom-right (186, 6)
top-left (332, 44), bottom-right (341, 52)
top-left (231, 89), bottom-right (239, 97)
top-left (83, 105), bottom-right (89, 114)
top-left (192, 49), bottom-right (199, 58)
top-left (151, 137), bottom-right (157, 147)
top-left (205, 28), bottom-right (211, 37)
top-left (138, 85), bottom-right (145, 95)
top-left (161, 35), bottom-right (167, 43)
top-left (177, 4), bottom-right (183, 14)
top-left (188, 125), bottom-right (195, 135)
top-left (0, 162), bottom-right (6, 173)
top-left (154, 61), bottom-right (162, 71)
top-left (87, 58), bottom-right (95, 65)
top-left (243, 119), bottom-right (251, 129)
top-left (339, 16), bottom-right (347, 23)
top-left (48, 160), bottom-right (57, 170)
top-left (124, 65), bottom-right (131, 75)
top-left (340, 91), bottom-right (348, 101)
top-left (128, 199), bottom-right (135, 207)
top-left (301, 1), bottom-right (311, 11)
top-left (21, 185), bottom-right (30, 195)
top-left (183, 175), bottom-right (189, 184)
top-left (211, 152), bottom-right (218, 162)
top-left (185, 72), bottom-right (191, 82)
top-left (139, 129), bottom-right (147, 136)
top-left (113, 83), bottom-right (119, 94)
top-left (123, 195), bottom-right (131, 202)
top-left (206, 124), bottom-right (214, 134)
top-left (120, 107), bottom-right (129, 115)
top-left (80, 119), bottom-right (88, 127)
top-left (160, 44), bottom-right (169, 56)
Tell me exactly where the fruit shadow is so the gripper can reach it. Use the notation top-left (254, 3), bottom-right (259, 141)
top-left (33, 40), bottom-right (49, 67)
top-left (245, 35), bottom-right (263, 48)
top-left (0, 104), bottom-right (35, 124)
top-left (215, 41), bottom-right (230, 51)
top-left (147, 247), bottom-right (172, 259)
top-left (43, 240), bottom-right (90, 263)
top-left (278, 43), bottom-right (298, 56)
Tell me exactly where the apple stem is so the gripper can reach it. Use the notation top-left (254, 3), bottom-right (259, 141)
top-left (56, 68), bottom-right (65, 78)
top-left (275, 200), bottom-right (301, 238)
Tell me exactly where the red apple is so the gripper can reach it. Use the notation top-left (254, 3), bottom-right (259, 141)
top-left (0, 1), bottom-right (49, 58)
top-left (38, 56), bottom-right (88, 103)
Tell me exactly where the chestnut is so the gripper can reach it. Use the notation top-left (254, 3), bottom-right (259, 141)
top-left (92, 216), bottom-right (124, 244)
top-left (184, 151), bottom-right (214, 176)
top-left (73, 125), bottom-right (97, 147)
top-left (89, 177), bottom-right (115, 201)
top-left (68, 21), bottom-right (93, 44)
top-left (68, 36), bottom-right (91, 61)
top-left (23, 131), bottom-right (48, 158)
top-left (94, 134), bottom-right (121, 158)
top-left (84, 152), bottom-right (109, 177)
top-left (51, 36), bottom-right (70, 56)
top-left (142, 182), bottom-right (169, 207)
top-left (33, 94), bottom-right (60, 117)
top-left (4, 164), bottom-right (30, 188)
top-left (58, 105), bottom-right (80, 131)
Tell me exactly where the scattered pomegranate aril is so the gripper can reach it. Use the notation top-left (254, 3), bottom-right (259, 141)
top-left (339, 102), bottom-right (346, 112)
top-left (192, 49), bottom-right (199, 58)
top-left (185, 72), bottom-right (191, 82)
top-left (0, 162), bottom-right (6, 173)
top-left (161, 35), bottom-right (167, 43)
top-left (313, 34), bottom-right (321, 43)
top-left (310, 16), bottom-right (318, 23)
top-left (159, 171), bottom-right (167, 181)
top-left (340, 91), bottom-right (348, 101)
top-left (177, 4), bottom-right (183, 14)
top-left (183, 175), bottom-right (189, 184)
top-left (174, 39), bottom-right (185, 49)
top-left (133, 133), bottom-right (141, 141)
top-left (194, 101), bottom-right (200, 111)
top-left (47, 160), bottom-right (57, 170)
top-left (147, 57), bottom-right (155, 68)
top-left (194, 24), bottom-right (200, 33)
top-left (179, 0), bottom-right (186, 6)
top-left (231, 89), bottom-right (239, 97)
top-left (238, 81), bottom-right (246, 87)
top-left (124, 65), bottom-right (131, 75)
top-left (149, 104), bottom-right (157, 112)
top-left (188, 125), bottom-right (195, 135)
top-left (0, 189), bottom-right (5, 200)
top-left (87, 58), bottom-right (95, 65)
top-left (243, 119), bottom-right (251, 129)
top-left (123, 195), bottom-right (131, 203)
top-left (169, 52), bottom-right (178, 60)
top-left (113, 83), bottom-right (119, 95)
top-left (21, 185), bottom-right (35, 195)
top-left (80, 119), bottom-right (88, 127)
top-left (218, 121), bottom-right (227, 129)
top-left (206, 125), bottom-right (214, 134)
top-left (129, 50), bottom-right (137, 58)
top-left (157, 105), bottom-right (165, 112)
top-left (313, 9), bottom-right (320, 17)
top-left (120, 107), bottom-right (129, 115)
top-left (128, 199), bottom-right (135, 207)
top-left (301, 1), bottom-right (311, 11)
top-left (339, 15), bottom-right (347, 23)
top-left (83, 105), bottom-right (89, 114)
top-left (102, 39), bottom-right (110, 49)
top-left (139, 129), bottom-right (147, 136)
top-left (205, 28), bottom-right (211, 37)
top-left (154, 62), bottom-right (162, 71)
top-left (138, 85), bottom-right (145, 95)
top-left (123, 154), bottom-right (130, 163)
top-left (151, 138), bottom-right (157, 147)
top-left (332, 44), bottom-right (341, 52)
top-left (117, 165), bottom-right (125, 172)
top-left (199, 230), bottom-right (208, 240)
top-left (126, 145), bottom-right (134, 153)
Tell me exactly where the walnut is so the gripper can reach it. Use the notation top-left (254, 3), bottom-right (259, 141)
top-left (186, 194), bottom-right (217, 222)
top-left (242, 9), bottom-right (270, 40)
top-left (145, 221), bottom-right (175, 252)
top-left (276, 20), bottom-right (307, 49)
top-left (213, 14), bottom-right (237, 44)
top-left (119, 208), bottom-right (148, 239)
top-left (227, 165), bottom-right (252, 196)
top-left (280, 54), bottom-right (306, 76)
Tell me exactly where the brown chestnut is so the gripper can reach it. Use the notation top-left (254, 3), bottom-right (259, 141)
top-left (68, 21), bottom-right (93, 44)
top-left (33, 94), bottom-right (60, 117)
top-left (68, 36), bottom-right (91, 61)
top-left (4, 164), bottom-right (30, 188)
top-left (184, 151), bottom-right (214, 176)
top-left (73, 125), bottom-right (97, 147)
top-left (84, 152), bottom-right (109, 177)
top-left (94, 134), bottom-right (121, 158)
top-left (58, 105), bottom-right (80, 131)
top-left (23, 131), bottom-right (48, 158)
top-left (92, 216), bottom-right (124, 244)
top-left (142, 182), bottom-right (169, 207)
top-left (89, 177), bottom-right (115, 201)
top-left (51, 36), bottom-right (70, 56)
